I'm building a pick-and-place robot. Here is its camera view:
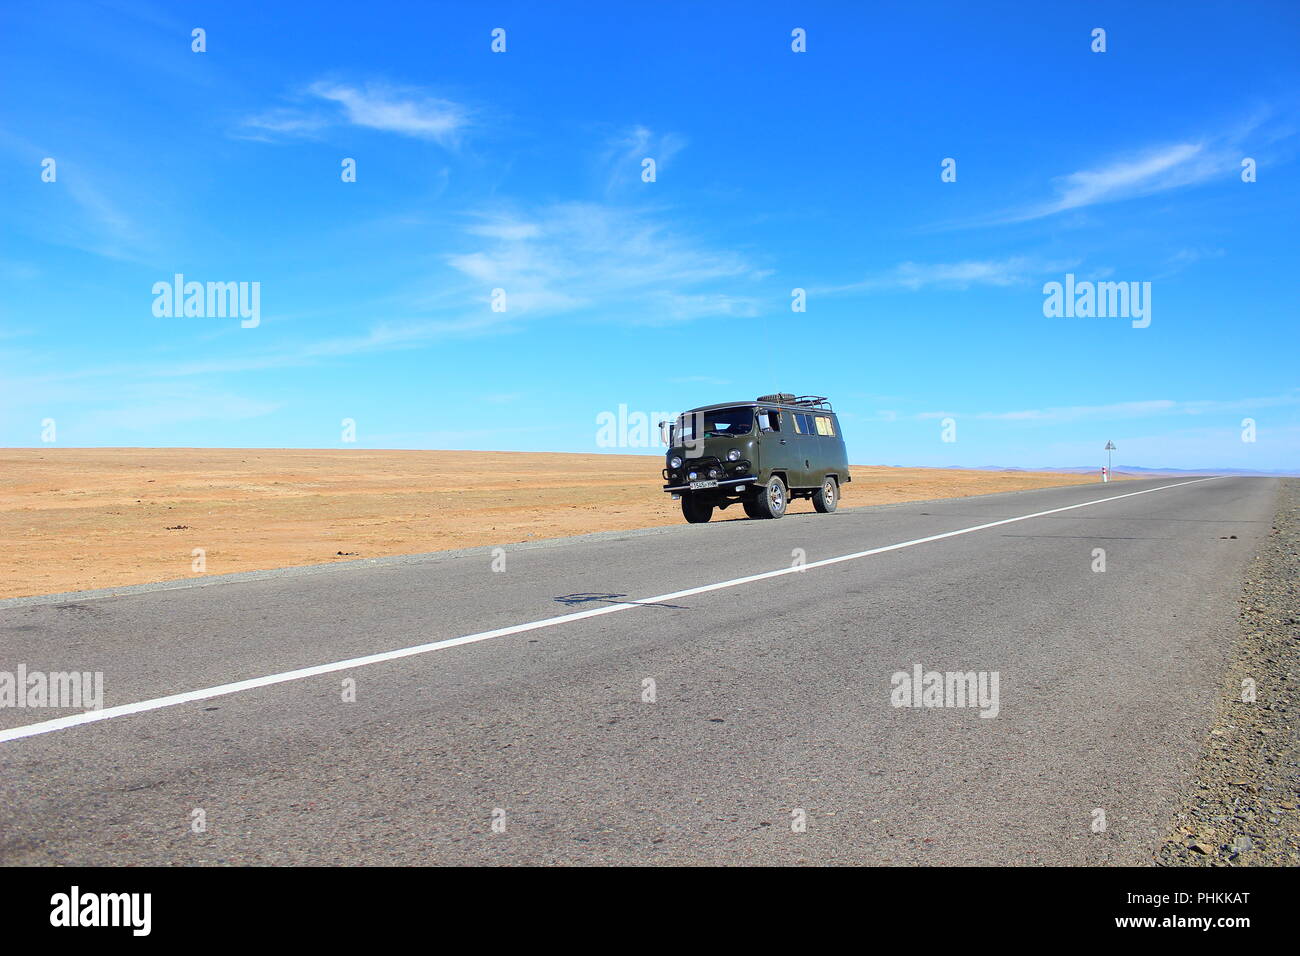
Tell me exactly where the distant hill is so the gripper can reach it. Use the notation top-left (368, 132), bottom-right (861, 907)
top-left (869, 464), bottom-right (1299, 477)
top-left (1045, 465), bottom-right (1299, 477)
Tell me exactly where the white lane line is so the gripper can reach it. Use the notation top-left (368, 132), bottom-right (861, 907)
top-left (0, 476), bottom-right (1219, 744)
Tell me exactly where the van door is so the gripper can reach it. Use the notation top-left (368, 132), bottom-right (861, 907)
top-left (789, 411), bottom-right (819, 488)
top-left (757, 406), bottom-right (802, 488)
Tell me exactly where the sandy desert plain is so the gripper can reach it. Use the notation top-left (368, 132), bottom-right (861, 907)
top-left (0, 449), bottom-right (1121, 600)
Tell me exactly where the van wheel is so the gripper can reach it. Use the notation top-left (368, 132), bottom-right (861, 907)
top-left (813, 477), bottom-right (838, 513)
top-left (753, 476), bottom-right (788, 519)
top-left (742, 500), bottom-right (766, 519)
top-left (681, 496), bottom-right (714, 523)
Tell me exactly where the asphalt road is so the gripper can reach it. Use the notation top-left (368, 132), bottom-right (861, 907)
top-left (0, 476), bottom-right (1278, 865)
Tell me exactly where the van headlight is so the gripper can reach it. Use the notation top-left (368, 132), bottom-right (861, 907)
top-left (726, 449), bottom-right (741, 461)
top-left (670, 456), bottom-right (683, 468)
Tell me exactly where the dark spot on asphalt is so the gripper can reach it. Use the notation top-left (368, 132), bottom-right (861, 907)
top-left (554, 592), bottom-right (686, 609)
top-left (555, 592), bottom-right (625, 606)
top-left (122, 781), bottom-right (164, 792)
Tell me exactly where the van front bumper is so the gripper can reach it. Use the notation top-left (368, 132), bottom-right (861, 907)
top-left (662, 476), bottom-right (757, 493)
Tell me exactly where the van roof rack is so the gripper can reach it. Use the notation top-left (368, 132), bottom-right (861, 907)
top-left (791, 395), bottom-right (833, 410)
top-left (756, 394), bottom-right (833, 411)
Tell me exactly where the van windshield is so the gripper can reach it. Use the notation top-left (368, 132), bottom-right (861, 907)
top-left (676, 406), bottom-right (754, 441)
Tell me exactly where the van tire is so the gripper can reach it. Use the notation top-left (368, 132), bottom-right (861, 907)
top-left (753, 476), bottom-right (788, 519)
top-left (742, 499), bottom-right (766, 519)
top-left (681, 495), bottom-right (714, 523)
top-left (812, 477), bottom-right (838, 513)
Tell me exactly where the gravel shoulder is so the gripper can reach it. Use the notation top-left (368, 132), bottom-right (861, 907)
top-left (1157, 478), bottom-right (1300, 865)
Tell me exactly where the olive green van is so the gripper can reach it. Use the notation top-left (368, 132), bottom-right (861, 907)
top-left (660, 394), bottom-right (850, 523)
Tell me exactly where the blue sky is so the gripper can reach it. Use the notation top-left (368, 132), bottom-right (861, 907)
top-left (2, 0), bottom-right (1297, 471)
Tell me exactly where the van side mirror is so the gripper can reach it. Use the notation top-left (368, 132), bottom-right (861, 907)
top-left (658, 421), bottom-right (670, 446)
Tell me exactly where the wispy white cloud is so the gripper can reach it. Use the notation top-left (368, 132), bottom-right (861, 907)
top-left (924, 111), bottom-right (1295, 230)
top-left (600, 126), bottom-right (687, 193)
top-left (992, 116), bottom-right (1276, 224)
top-left (157, 314), bottom-right (511, 374)
top-left (3, 199), bottom-right (767, 392)
top-left (239, 80), bottom-right (471, 145)
top-left (818, 255), bottom-right (1077, 294)
top-left (661, 292), bottom-right (758, 319)
top-left (466, 219), bottom-right (542, 241)
top-left (1165, 247), bottom-right (1225, 267)
top-left (61, 172), bottom-right (144, 258)
top-left (1025, 143), bottom-right (1212, 218)
top-left (1154, 246), bottom-right (1227, 279)
top-left (0, 133), bottom-right (152, 261)
top-left (309, 81), bottom-right (469, 144)
top-left (445, 201), bottom-right (763, 323)
top-left (238, 107), bottom-right (331, 139)
top-left (202, 201), bottom-right (764, 364)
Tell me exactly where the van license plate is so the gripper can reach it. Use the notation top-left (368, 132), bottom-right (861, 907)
top-left (689, 479), bottom-right (718, 490)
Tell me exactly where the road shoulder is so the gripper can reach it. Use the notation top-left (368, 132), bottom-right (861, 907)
top-left (1158, 478), bottom-right (1300, 865)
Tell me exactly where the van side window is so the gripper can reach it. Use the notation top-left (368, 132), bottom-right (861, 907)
top-left (758, 408), bottom-right (781, 432)
top-left (815, 415), bottom-right (835, 437)
top-left (792, 413), bottom-right (806, 434)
